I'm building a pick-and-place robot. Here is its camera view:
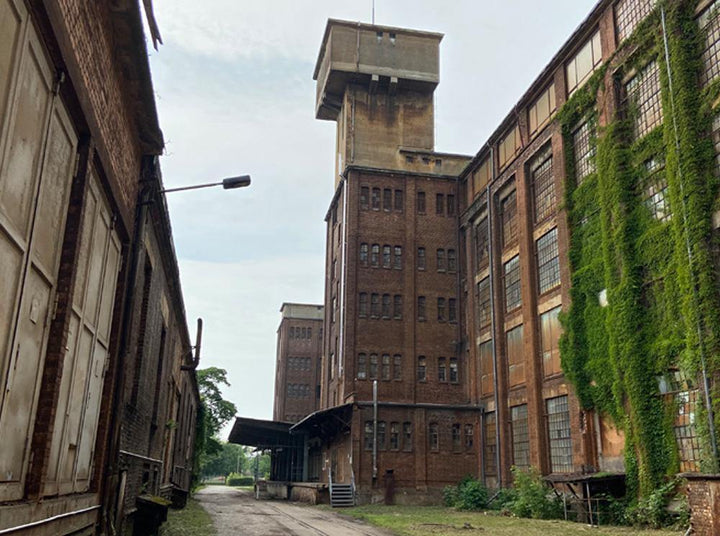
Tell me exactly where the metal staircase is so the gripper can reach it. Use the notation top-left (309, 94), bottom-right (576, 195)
top-left (328, 467), bottom-right (355, 507)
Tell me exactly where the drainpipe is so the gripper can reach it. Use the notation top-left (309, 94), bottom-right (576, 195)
top-left (660, 7), bottom-right (718, 465)
top-left (487, 144), bottom-right (502, 487)
top-left (373, 380), bottom-right (378, 480)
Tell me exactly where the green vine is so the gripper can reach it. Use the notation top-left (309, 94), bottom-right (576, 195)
top-left (558, 0), bottom-right (720, 497)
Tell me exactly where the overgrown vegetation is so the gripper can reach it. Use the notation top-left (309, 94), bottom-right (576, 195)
top-left (225, 473), bottom-right (254, 486)
top-left (558, 0), bottom-right (720, 498)
top-left (159, 497), bottom-right (215, 536)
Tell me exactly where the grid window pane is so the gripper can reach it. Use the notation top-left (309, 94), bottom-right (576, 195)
top-left (437, 297), bottom-right (446, 321)
top-left (448, 249), bottom-right (457, 272)
top-left (452, 424), bottom-right (462, 450)
top-left (417, 191), bottom-right (426, 213)
top-left (394, 189), bottom-right (404, 211)
top-left (418, 247), bottom-right (426, 270)
top-left (475, 218), bottom-right (489, 269)
top-left (369, 354), bottom-right (378, 379)
top-left (712, 114), bottom-right (720, 176)
top-left (529, 83), bottom-right (556, 135)
top-left (531, 148), bottom-right (555, 223)
top-left (393, 295), bottom-right (403, 319)
top-left (573, 121), bottom-right (596, 184)
top-left (382, 354), bottom-right (391, 380)
top-left (480, 341), bottom-right (494, 396)
top-left (511, 405), bottom-right (530, 470)
top-left (403, 422), bottom-right (413, 451)
top-left (383, 188), bottom-right (392, 211)
top-left (393, 354), bottom-right (402, 380)
top-left (359, 293), bottom-right (368, 317)
top-left (364, 421), bottom-right (373, 450)
top-left (449, 298), bottom-right (457, 323)
top-left (449, 357), bottom-right (458, 383)
top-left (483, 412), bottom-right (497, 477)
top-left (644, 157), bottom-right (670, 222)
top-left (700, 2), bottom-right (720, 87)
top-left (371, 293), bottom-right (379, 318)
top-left (377, 421), bottom-right (386, 450)
top-left (436, 193), bottom-right (445, 215)
top-left (383, 245), bottom-right (391, 268)
top-left (616, 0), bottom-right (657, 43)
top-left (465, 424), bottom-right (474, 450)
top-left (476, 278), bottom-right (492, 330)
top-left (418, 296), bottom-right (426, 321)
top-left (438, 357), bottom-right (447, 382)
top-left (660, 371), bottom-right (701, 472)
top-left (566, 31), bottom-right (602, 94)
top-left (394, 246), bottom-right (402, 269)
top-left (501, 191), bottom-right (518, 247)
top-left (382, 294), bottom-right (391, 319)
top-left (504, 255), bottom-right (522, 312)
top-left (540, 306), bottom-right (563, 377)
top-left (429, 422), bottom-right (439, 451)
top-left (372, 188), bottom-right (380, 210)
top-left (371, 244), bottom-right (379, 267)
top-left (537, 228), bottom-right (560, 293)
top-left (360, 243), bottom-right (368, 265)
top-left (360, 186), bottom-right (369, 209)
top-left (625, 61), bottom-right (663, 140)
top-left (390, 422), bottom-right (400, 450)
top-left (417, 356), bottom-right (427, 381)
top-left (357, 353), bottom-right (367, 380)
top-left (547, 395), bottom-right (573, 473)
top-left (437, 248), bottom-right (446, 271)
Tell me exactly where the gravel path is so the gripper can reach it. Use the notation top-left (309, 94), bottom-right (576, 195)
top-left (195, 486), bottom-right (392, 536)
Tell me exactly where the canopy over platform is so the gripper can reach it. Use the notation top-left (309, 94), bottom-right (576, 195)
top-left (228, 417), bottom-right (292, 449)
top-left (290, 403), bottom-right (353, 441)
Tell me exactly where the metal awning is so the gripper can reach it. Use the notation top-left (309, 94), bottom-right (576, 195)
top-left (289, 403), bottom-right (353, 440)
top-left (228, 417), bottom-right (293, 449)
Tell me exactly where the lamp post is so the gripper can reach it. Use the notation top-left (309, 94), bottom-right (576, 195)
top-left (160, 175), bottom-right (251, 194)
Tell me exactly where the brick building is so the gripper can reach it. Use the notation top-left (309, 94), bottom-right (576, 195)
top-left (0, 1), bottom-right (199, 534)
top-left (273, 303), bottom-right (324, 423)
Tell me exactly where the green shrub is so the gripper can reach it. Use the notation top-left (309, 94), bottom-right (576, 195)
top-left (624, 478), bottom-right (687, 529)
top-left (442, 484), bottom-right (459, 507)
top-left (509, 467), bottom-right (563, 520)
top-left (443, 476), bottom-right (488, 510)
top-left (225, 472), bottom-right (254, 486)
top-left (487, 486), bottom-right (518, 511)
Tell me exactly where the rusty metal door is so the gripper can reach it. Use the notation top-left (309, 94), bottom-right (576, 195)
top-left (0, 2), bottom-right (78, 501)
top-left (44, 168), bottom-right (121, 495)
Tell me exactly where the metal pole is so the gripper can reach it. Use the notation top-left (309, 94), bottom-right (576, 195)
top-left (373, 380), bottom-right (378, 480)
top-left (160, 181), bottom-right (223, 193)
top-left (660, 7), bottom-right (719, 465)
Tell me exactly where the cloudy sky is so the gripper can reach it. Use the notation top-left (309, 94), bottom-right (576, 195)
top-left (148, 0), bottom-right (597, 437)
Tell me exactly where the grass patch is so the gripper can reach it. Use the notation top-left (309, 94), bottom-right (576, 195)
top-left (336, 505), bottom-right (684, 536)
top-left (159, 497), bottom-right (215, 536)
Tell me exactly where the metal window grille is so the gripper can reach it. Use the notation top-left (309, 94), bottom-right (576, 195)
top-left (393, 354), bottom-right (402, 380)
top-left (438, 357), bottom-right (447, 382)
top-left (501, 190), bottom-right (518, 247)
top-left (531, 149), bottom-right (555, 223)
top-left (504, 255), bottom-right (522, 312)
top-left (700, 2), bottom-right (720, 86)
top-left (475, 218), bottom-right (489, 268)
top-left (658, 371), bottom-right (701, 472)
top-left (547, 395), bottom-right (573, 473)
top-left (537, 228), bottom-right (560, 293)
top-left (369, 354), bottom-right (378, 379)
top-left (573, 121), bottom-right (596, 184)
top-left (511, 405), bottom-right (530, 470)
top-left (429, 423), bottom-right (439, 450)
top-left (643, 157), bottom-right (670, 222)
top-left (625, 61), bottom-right (663, 139)
top-left (483, 412), bottom-right (497, 476)
top-left (477, 278), bottom-right (491, 329)
top-left (615, 0), bottom-right (657, 43)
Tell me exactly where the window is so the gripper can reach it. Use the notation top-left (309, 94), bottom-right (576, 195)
top-left (615, 0), bottom-right (656, 43)
top-left (449, 298), bottom-right (457, 323)
top-left (700, 2), bottom-right (720, 87)
top-left (531, 146), bottom-right (555, 223)
top-left (479, 341), bottom-right (494, 395)
top-left (438, 357), bottom-right (447, 382)
top-left (390, 422), bottom-right (400, 450)
top-left (417, 356), bottom-right (427, 381)
top-left (371, 244), bottom-right (380, 267)
top-left (372, 187), bottom-right (380, 210)
top-left (573, 121), bottom-right (596, 184)
top-left (475, 218), bottom-right (489, 268)
top-left (547, 395), bottom-right (573, 473)
top-left (476, 278), bottom-right (491, 330)
top-left (529, 83), bottom-right (556, 136)
top-left (504, 256), bottom-right (522, 312)
top-left (448, 249), bottom-right (457, 272)
top-left (403, 422), bottom-right (413, 451)
top-left (370, 293), bottom-right (380, 318)
top-left (383, 188), bottom-right (392, 211)
top-left (360, 186), bottom-right (369, 210)
top-left (357, 353), bottom-right (367, 380)
top-left (437, 297), bottom-right (446, 321)
top-left (359, 292), bottom-right (368, 317)
top-left (394, 246), bottom-right (402, 269)
top-left (566, 30), bottom-right (602, 95)
top-left (506, 325), bottom-right (525, 387)
top-left (417, 191), bottom-right (426, 213)
top-left (537, 228), bottom-right (561, 293)
top-left (500, 190), bottom-right (518, 247)
top-left (302, 328), bottom-right (307, 339)
top-left (449, 357), bottom-right (459, 383)
top-left (625, 61), bottom-right (662, 140)
top-left (289, 327), bottom-right (295, 339)
top-left (382, 245), bottom-right (391, 268)
top-left (643, 157), bottom-right (670, 222)
top-left (659, 371), bottom-right (701, 472)
top-left (472, 158), bottom-right (492, 197)
top-left (452, 424), bottom-right (462, 450)
top-left (436, 193), bottom-right (445, 215)
top-left (382, 294), bottom-right (391, 319)
top-left (465, 425), bottom-right (474, 449)
top-left (429, 422), bottom-right (439, 451)
top-left (511, 405), bottom-right (530, 470)
top-left (364, 421), bottom-right (373, 450)
top-left (381, 354), bottom-right (391, 380)
top-left (447, 194), bottom-right (456, 216)
top-left (498, 126), bottom-right (521, 168)
top-left (436, 249), bottom-right (446, 271)
top-left (418, 296), bottom-right (426, 321)
top-left (360, 243), bottom-right (369, 266)
top-left (540, 306), bottom-right (563, 377)
top-left (369, 354), bottom-right (378, 380)
top-left (393, 354), bottom-right (402, 380)
top-left (417, 247), bottom-right (426, 270)
top-left (393, 295), bottom-right (403, 319)
top-left (483, 412), bottom-right (497, 477)
top-left (394, 189), bottom-right (404, 211)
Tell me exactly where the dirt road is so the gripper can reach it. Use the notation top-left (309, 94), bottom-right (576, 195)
top-left (195, 486), bottom-right (392, 536)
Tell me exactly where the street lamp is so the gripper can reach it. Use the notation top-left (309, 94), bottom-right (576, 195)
top-left (160, 174), bottom-right (251, 194)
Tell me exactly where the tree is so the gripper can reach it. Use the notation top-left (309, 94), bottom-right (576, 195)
top-left (201, 442), bottom-right (248, 478)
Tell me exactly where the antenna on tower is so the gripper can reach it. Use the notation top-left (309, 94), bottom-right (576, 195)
top-left (372, 0), bottom-right (375, 24)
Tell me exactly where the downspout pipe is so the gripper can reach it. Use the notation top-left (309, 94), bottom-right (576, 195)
top-left (373, 380), bottom-right (378, 480)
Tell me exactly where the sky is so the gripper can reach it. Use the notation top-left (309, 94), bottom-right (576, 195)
top-left (147, 0), bottom-right (598, 438)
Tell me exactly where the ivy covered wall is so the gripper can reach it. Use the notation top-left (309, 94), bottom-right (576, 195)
top-left (558, 0), bottom-right (720, 497)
